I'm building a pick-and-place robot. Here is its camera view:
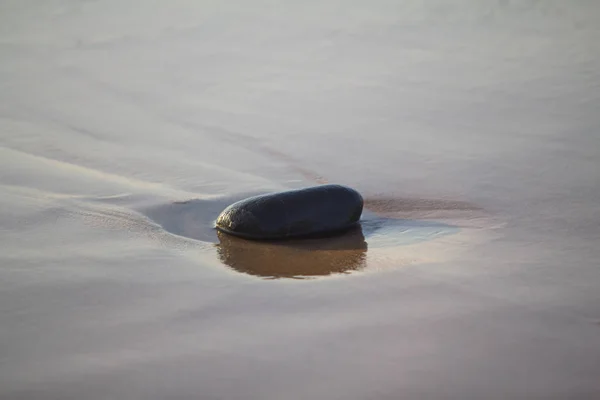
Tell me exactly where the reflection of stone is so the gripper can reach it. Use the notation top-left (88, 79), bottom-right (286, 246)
top-left (215, 226), bottom-right (368, 279)
top-left (216, 185), bottom-right (363, 239)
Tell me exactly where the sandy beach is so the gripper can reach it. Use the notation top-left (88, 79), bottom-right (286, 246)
top-left (1, 1), bottom-right (600, 399)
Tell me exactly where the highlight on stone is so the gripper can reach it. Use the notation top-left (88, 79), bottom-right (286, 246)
top-left (215, 184), bottom-right (364, 240)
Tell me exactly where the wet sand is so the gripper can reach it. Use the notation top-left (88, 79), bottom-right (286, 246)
top-left (2, 1), bottom-right (600, 399)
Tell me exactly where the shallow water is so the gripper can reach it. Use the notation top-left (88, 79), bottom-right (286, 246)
top-left (1, 1), bottom-right (600, 399)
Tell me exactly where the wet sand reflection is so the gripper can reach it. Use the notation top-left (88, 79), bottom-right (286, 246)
top-left (216, 226), bottom-right (367, 279)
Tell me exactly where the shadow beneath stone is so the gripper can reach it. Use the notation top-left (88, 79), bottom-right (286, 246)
top-left (215, 226), bottom-right (368, 279)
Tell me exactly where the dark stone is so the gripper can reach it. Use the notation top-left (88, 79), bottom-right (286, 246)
top-left (215, 184), bottom-right (364, 240)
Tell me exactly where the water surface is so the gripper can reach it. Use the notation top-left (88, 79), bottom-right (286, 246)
top-left (1, 1), bottom-right (600, 399)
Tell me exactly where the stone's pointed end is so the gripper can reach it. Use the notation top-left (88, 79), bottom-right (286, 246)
top-left (216, 184), bottom-right (363, 240)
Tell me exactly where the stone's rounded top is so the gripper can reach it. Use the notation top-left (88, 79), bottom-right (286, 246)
top-left (216, 184), bottom-right (364, 240)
